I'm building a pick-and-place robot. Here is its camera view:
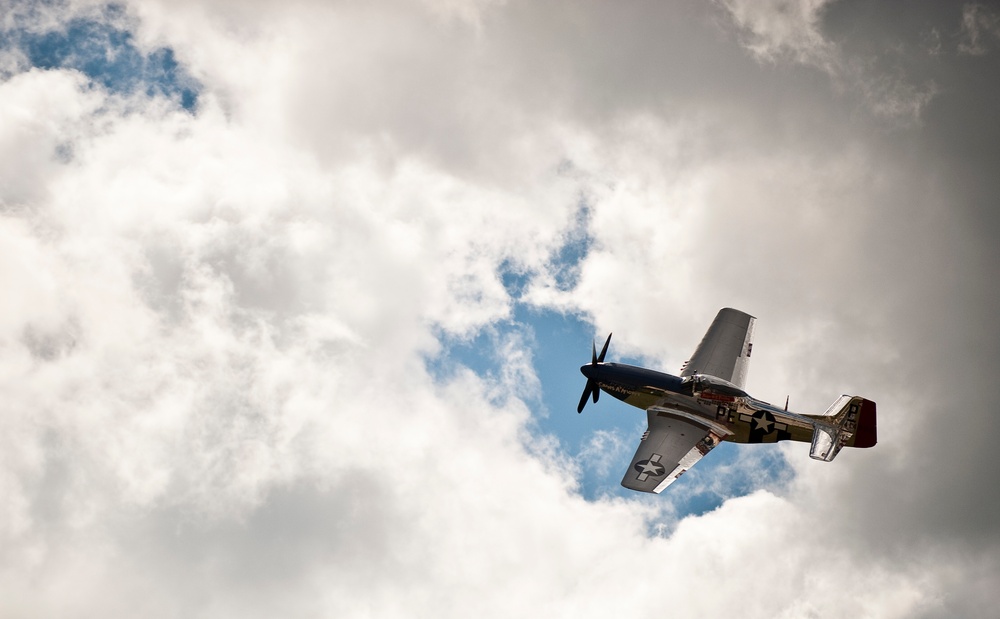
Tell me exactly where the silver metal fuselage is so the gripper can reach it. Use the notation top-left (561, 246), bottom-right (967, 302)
top-left (580, 362), bottom-right (819, 444)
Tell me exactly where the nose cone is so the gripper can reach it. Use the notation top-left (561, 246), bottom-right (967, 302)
top-left (580, 364), bottom-right (597, 380)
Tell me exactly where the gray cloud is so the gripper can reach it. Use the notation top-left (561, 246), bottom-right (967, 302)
top-left (958, 3), bottom-right (1000, 55)
top-left (2, 1), bottom-right (999, 617)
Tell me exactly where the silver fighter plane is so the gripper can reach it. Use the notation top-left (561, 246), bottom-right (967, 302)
top-left (577, 308), bottom-right (877, 493)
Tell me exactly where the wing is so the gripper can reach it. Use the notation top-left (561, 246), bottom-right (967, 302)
top-left (680, 308), bottom-right (756, 389)
top-left (621, 407), bottom-right (731, 493)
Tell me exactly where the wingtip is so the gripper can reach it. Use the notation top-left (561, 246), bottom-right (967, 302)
top-left (719, 307), bottom-right (756, 320)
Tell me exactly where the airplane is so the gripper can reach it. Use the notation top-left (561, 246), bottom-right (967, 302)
top-left (577, 308), bottom-right (876, 493)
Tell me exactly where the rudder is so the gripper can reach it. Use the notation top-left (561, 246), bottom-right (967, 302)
top-left (853, 398), bottom-right (877, 448)
top-left (808, 396), bottom-right (877, 461)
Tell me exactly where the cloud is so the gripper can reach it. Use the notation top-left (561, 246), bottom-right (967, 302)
top-left (576, 427), bottom-right (631, 480)
top-left (721, 0), bottom-right (835, 65)
top-left (1, 1), bottom-right (999, 617)
top-left (958, 3), bottom-right (1000, 55)
top-left (720, 0), bottom-right (941, 123)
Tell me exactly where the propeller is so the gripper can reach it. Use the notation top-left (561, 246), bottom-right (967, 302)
top-left (577, 333), bottom-right (612, 413)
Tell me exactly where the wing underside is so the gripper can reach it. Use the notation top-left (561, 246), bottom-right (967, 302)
top-left (680, 308), bottom-right (756, 389)
top-left (622, 407), bottom-right (731, 493)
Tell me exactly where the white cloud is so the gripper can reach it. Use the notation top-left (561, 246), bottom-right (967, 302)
top-left (1, 1), bottom-right (998, 617)
top-left (720, 0), bottom-right (835, 65)
top-left (576, 427), bottom-right (631, 480)
top-left (720, 0), bottom-right (939, 124)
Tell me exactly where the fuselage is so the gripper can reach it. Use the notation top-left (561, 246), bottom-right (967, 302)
top-left (579, 362), bottom-right (817, 444)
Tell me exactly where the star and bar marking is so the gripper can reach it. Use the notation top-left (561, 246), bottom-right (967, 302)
top-left (634, 453), bottom-right (666, 481)
top-left (740, 411), bottom-right (790, 443)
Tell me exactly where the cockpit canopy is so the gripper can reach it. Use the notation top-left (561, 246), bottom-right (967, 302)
top-left (681, 374), bottom-right (748, 398)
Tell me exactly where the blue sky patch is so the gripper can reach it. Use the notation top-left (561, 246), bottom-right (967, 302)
top-left (547, 200), bottom-right (592, 292)
top-left (427, 233), bottom-right (793, 518)
top-left (9, 4), bottom-right (199, 110)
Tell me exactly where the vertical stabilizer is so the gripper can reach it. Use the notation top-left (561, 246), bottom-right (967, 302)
top-left (808, 396), bottom-right (877, 461)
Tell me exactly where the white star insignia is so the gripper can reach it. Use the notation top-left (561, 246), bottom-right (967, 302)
top-left (753, 414), bottom-right (773, 434)
top-left (638, 461), bottom-right (664, 475)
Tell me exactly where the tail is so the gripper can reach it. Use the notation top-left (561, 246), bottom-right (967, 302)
top-left (807, 396), bottom-right (877, 461)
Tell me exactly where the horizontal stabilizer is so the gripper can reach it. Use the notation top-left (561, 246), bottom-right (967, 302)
top-left (809, 396), bottom-right (877, 461)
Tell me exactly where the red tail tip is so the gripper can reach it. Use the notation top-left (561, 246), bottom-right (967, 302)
top-left (853, 399), bottom-right (877, 448)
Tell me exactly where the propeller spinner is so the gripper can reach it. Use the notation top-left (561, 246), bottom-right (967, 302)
top-left (577, 333), bottom-right (612, 413)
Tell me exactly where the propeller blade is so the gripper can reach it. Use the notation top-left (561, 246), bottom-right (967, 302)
top-left (579, 334), bottom-right (611, 413)
top-left (577, 381), bottom-right (594, 413)
top-left (597, 333), bottom-right (612, 363)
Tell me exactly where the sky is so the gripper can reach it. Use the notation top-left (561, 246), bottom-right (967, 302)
top-left (1, 0), bottom-right (999, 617)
